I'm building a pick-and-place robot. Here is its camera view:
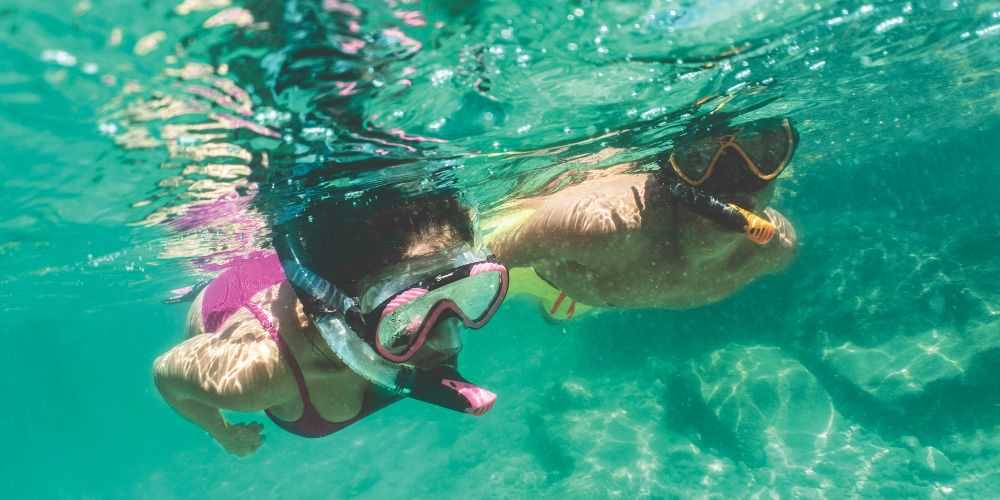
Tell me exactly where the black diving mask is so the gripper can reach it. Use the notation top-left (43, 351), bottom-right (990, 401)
top-left (664, 117), bottom-right (798, 193)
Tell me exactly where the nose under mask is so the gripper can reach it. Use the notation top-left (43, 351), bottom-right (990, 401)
top-left (413, 317), bottom-right (463, 364)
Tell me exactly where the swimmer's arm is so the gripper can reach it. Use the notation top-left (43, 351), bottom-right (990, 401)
top-left (153, 323), bottom-right (292, 455)
top-left (154, 377), bottom-right (229, 437)
top-left (489, 181), bottom-right (647, 268)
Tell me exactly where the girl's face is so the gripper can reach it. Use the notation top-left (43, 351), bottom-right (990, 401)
top-left (358, 244), bottom-right (488, 367)
top-left (406, 316), bottom-right (463, 368)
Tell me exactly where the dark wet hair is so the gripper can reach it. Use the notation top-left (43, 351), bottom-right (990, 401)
top-left (280, 187), bottom-right (475, 297)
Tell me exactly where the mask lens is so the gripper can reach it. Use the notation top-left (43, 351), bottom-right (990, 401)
top-left (376, 293), bottom-right (437, 356)
top-left (669, 137), bottom-right (722, 185)
top-left (732, 118), bottom-right (795, 178)
top-left (437, 269), bottom-right (504, 323)
top-left (375, 269), bottom-right (505, 357)
top-left (703, 146), bottom-right (764, 193)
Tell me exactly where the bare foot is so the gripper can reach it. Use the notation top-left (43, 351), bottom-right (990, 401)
top-left (214, 422), bottom-right (264, 457)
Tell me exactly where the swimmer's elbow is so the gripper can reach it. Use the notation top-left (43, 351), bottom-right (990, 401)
top-left (153, 363), bottom-right (184, 411)
top-left (152, 347), bottom-right (216, 401)
top-left (153, 353), bottom-right (169, 383)
top-left (153, 353), bottom-right (185, 399)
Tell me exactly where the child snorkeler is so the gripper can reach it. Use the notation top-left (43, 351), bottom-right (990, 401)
top-left (154, 190), bottom-right (506, 455)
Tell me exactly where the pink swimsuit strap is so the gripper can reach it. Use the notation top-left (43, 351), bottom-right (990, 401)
top-left (260, 307), bottom-right (399, 437)
top-left (248, 301), bottom-right (349, 437)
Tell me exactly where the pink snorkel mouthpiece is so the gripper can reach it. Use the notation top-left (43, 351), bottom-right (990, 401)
top-left (441, 379), bottom-right (496, 416)
top-left (406, 364), bottom-right (497, 416)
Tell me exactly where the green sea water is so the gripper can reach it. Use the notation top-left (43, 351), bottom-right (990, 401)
top-left (2, 0), bottom-right (999, 498)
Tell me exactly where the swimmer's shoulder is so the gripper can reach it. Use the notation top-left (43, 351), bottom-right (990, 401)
top-left (185, 279), bottom-right (304, 338)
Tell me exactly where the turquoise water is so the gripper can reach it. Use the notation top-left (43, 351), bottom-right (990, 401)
top-left (2, 0), bottom-right (999, 497)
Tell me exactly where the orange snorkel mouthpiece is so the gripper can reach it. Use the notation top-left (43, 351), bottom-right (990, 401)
top-left (661, 180), bottom-right (777, 246)
top-left (728, 204), bottom-right (775, 245)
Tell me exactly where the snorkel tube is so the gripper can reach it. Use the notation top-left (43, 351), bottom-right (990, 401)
top-left (275, 230), bottom-right (497, 416)
top-left (663, 180), bottom-right (776, 245)
top-left (276, 231), bottom-right (407, 393)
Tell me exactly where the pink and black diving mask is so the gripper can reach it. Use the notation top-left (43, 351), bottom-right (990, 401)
top-left (277, 231), bottom-right (506, 417)
top-left (353, 259), bottom-right (509, 363)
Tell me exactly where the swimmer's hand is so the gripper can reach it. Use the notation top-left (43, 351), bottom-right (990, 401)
top-left (213, 422), bottom-right (264, 457)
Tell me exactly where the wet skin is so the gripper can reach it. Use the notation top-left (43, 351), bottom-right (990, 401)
top-left (488, 170), bottom-right (797, 309)
top-left (154, 251), bottom-right (468, 456)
